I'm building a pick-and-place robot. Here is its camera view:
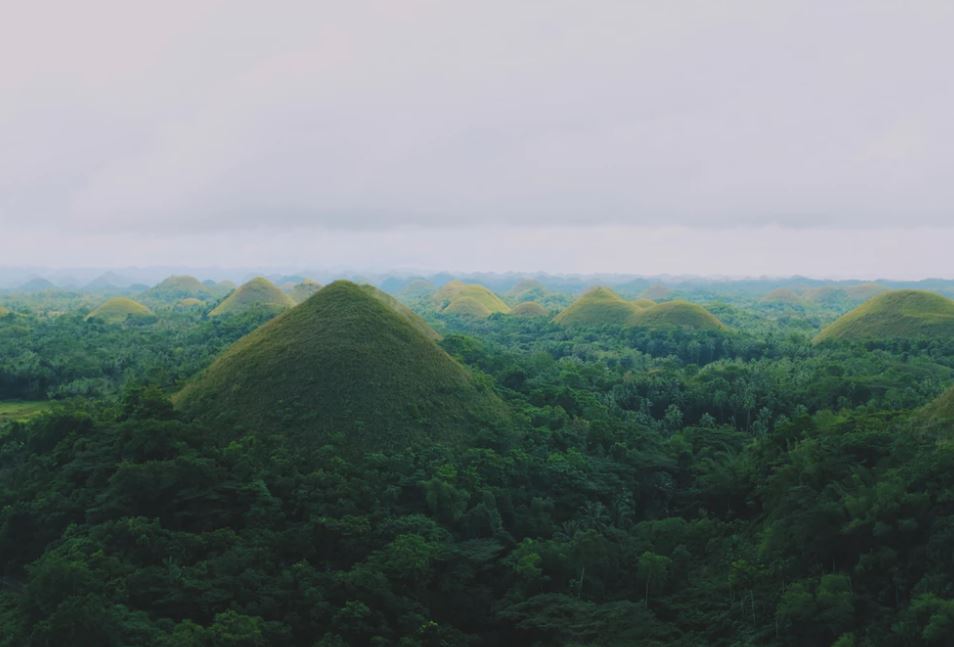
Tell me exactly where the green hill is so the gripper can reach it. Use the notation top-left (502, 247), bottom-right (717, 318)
top-left (844, 282), bottom-right (889, 302)
top-left (761, 288), bottom-right (805, 305)
top-left (814, 290), bottom-right (954, 343)
top-left (630, 301), bottom-right (727, 331)
top-left (443, 296), bottom-right (493, 318)
top-left (631, 298), bottom-right (656, 309)
top-left (175, 280), bottom-right (509, 452)
top-left (510, 301), bottom-right (549, 318)
top-left (146, 275), bottom-right (210, 301)
top-left (509, 279), bottom-right (547, 302)
top-left (176, 298), bottom-right (204, 308)
top-left (917, 385), bottom-right (954, 428)
top-left (209, 277), bottom-right (296, 317)
top-left (86, 297), bottom-right (154, 324)
top-left (287, 279), bottom-right (323, 304)
top-left (554, 287), bottom-right (641, 327)
top-left (434, 281), bottom-right (510, 315)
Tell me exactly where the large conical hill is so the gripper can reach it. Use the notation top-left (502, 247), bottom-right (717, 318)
top-left (814, 290), bottom-right (954, 343)
top-left (209, 277), bottom-right (296, 317)
top-left (553, 287), bottom-right (640, 327)
top-left (174, 281), bottom-right (509, 451)
top-left (146, 275), bottom-right (211, 301)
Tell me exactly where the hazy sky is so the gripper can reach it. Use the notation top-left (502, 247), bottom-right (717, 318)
top-left (2, 1), bottom-right (953, 276)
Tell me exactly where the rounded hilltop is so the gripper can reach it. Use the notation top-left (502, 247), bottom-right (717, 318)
top-left (175, 280), bottom-right (510, 453)
top-left (553, 287), bottom-right (650, 327)
top-left (145, 275), bottom-right (210, 301)
top-left (209, 277), bottom-right (296, 317)
top-left (510, 301), bottom-right (548, 318)
top-left (814, 290), bottom-right (954, 343)
top-left (434, 280), bottom-right (510, 318)
top-left (86, 297), bottom-right (154, 324)
top-left (630, 301), bottom-right (727, 331)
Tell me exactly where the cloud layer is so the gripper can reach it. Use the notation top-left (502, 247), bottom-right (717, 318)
top-left (2, 1), bottom-right (953, 238)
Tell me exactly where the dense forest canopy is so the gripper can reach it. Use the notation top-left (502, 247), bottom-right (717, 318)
top-left (3, 275), bottom-right (954, 645)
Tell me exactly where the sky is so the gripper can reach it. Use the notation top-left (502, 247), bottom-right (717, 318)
top-left (2, 1), bottom-right (953, 277)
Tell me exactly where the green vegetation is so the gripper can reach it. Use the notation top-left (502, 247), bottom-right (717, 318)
top-left (209, 277), bottom-right (296, 317)
top-left (815, 289), bottom-right (954, 343)
top-left (761, 287), bottom-right (805, 304)
top-left (434, 280), bottom-right (511, 315)
top-left (287, 279), bottom-right (322, 304)
top-left (0, 400), bottom-right (50, 423)
top-left (85, 297), bottom-right (154, 324)
top-left (0, 306), bottom-right (9, 317)
top-left (144, 275), bottom-right (211, 302)
top-left (7, 274), bottom-right (954, 644)
top-left (175, 297), bottom-right (203, 308)
top-left (631, 300), bottom-right (727, 331)
top-left (443, 295), bottom-right (494, 318)
top-left (509, 301), bottom-right (548, 317)
top-left (554, 286), bottom-right (642, 327)
top-left (177, 281), bottom-right (509, 452)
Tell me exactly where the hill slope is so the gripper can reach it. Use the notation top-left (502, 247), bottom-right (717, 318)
top-left (510, 301), bottom-right (549, 318)
top-left (146, 275), bottom-right (210, 301)
top-left (815, 290), bottom-right (954, 343)
top-left (630, 301), bottom-right (726, 331)
top-left (287, 279), bottom-right (323, 304)
top-left (434, 281), bottom-right (510, 315)
top-left (209, 277), bottom-right (296, 317)
top-left (175, 281), bottom-right (509, 451)
top-left (554, 287), bottom-right (641, 327)
top-left (86, 297), bottom-right (154, 324)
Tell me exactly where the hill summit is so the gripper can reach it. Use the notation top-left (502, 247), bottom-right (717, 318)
top-left (146, 275), bottom-right (211, 301)
top-left (434, 281), bottom-right (510, 317)
top-left (175, 281), bottom-right (510, 451)
top-left (209, 277), bottom-right (296, 317)
top-left (554, 287), bottom-right (649, 327)
top-left (86, 297), bottom-right (154, 324)
top-left (631, 301), bottom-right (726, 331)
top-left (287, 279), bottom-right (323, 304)
top-left (814, 290), bottom-right (954, 343)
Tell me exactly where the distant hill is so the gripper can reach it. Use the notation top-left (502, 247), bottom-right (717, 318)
top-left (815, 290), bottom-right (954, 343)
top-left (510, 301), bottom-right (549, 318)
top-left (209, 277), bottom-right (296, 317)
top-left (83, 271), bottom-right (131, 292)
top-left (287, 279), bottom-right (323, 304)
top-left (630, 301), bottom-right (727, 331)
top-left (175, 281), bottom-right (510, 452)
top-left (86, 297), bottom-right (154, 324)
top-left (145, 275), bottom-right (211, 301)
top-left (434, 281), bottom-right (510, 317)
top-left (917, 385), bottom-right (954, 427)
top-left (176, 298), bottom-right (204, 308)
top-left (554, 287), bottom-right (643, 327)
top-left (443, 296), bottom-right (494, 318)
top-left (508, 279), bottom-right (547, 302)
top-left (17, 277), bottom-right (57, 293)
top-left (641, 283), bottom-right (671, 300)
top-left (761, 288), bottom-right (805, 305)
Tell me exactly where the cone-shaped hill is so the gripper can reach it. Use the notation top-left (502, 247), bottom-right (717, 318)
top-left (761, 288), bottom-right (805, 305)
top-left (814, 290), bottom-right (954, 343)
top-left (510, 301), bottom-right (549, 318)
top-left (287, 279), bottom-right (323, 304)
top-left (443, 296), bottom-right (493, 318)
top-left (554, 287), bottom-right (643, 327)
top-left (434, 281), bottom-right (510, 317)
top-left (916, 385), bottom-right (954, 428)
top-left (175, 281), bottom-right (510, 452)
top-left (209, 277), bottom-right (296, 317)
top-left (86, 297), bottom-right (154, 324)
top-left (146, 275), bottom-right (211, 301)
top-left (630, 301), bottom-right (726, 331)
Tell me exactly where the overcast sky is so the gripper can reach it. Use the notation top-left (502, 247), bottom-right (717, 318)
top-left (2, 1), bottom-right (953, 277)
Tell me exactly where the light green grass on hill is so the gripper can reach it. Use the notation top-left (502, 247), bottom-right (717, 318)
top-left (175, 281), bottom-right (509, 453)
top-left (630, 301), bottom-right (727, 331)
top-left (434, 281), bottom-right (510, 315)
top-left (510, 301), bottom-right (549, 318)
top-left (209, 277), bottom-right (296, 317)
top-left (86, 297), bottom-right (154, 324)
top-left (443, 296), bottom-right (494, 318)
top-left (146, 275), bottom-right (209, 301)
top-left (815, 290), bottom-right (954, 343)
top-left (554, 287), bottom-right (643, 327)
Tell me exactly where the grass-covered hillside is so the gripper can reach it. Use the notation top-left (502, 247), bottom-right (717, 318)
top-left (631, 301), bottom-right (727, 331)
top-left (144, 275), bottom-right (211, 302)
top-left (815, 290), bottom-right (954, 343)
top-left (85, 297), bottom-right (154, 324)
top-left (434, 280), bottom-right (510, 316)
top-left (509, 301), bottom-right (548, 317)
top-left (176, 281), bottom-right (510, 452)
top-left (209, 277), bottom-right (296, 317)
top-left (554, 287), bottom-right (648, 327)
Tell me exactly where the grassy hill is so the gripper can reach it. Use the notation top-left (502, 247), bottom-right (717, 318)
top-left (175, 280), bottom-right (510, 452)
top-left (86, 297), bottom-right (154, 324)
top-left (176, 298), bottom-right (204, 308)
top-left (761, 288), bottom-right (805, 305)
top-left (554, 287), bottom-right (642, 327)
top-left (434, 281), bottom-right (510, 315)
top-left (443, 296), bottom-right (493, 318)
top-left (209, 277), bottom-right (296, 317)
top-left (630, 301), bottom-right (727, 331)
top-left (815, 290), bottom-right (954, 343)
top-left (510, 301), bottom-right (549, 318)
top-left (287, 279), bottom-right (323, 304)
top-left (146, 275), bottom-right (210, 301)
top-left (917, 385), bottom-right (954, 428)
